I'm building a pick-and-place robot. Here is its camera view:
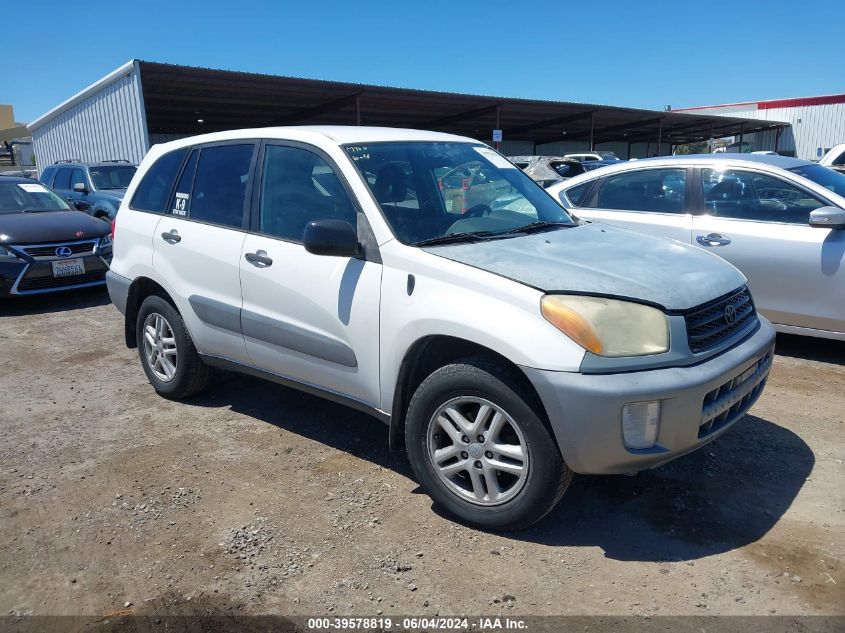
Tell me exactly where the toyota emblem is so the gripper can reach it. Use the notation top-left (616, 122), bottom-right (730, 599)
top-left (724, 303), bottom-right (737, 325)
top-left (55, 246), bottom-right (73, 258)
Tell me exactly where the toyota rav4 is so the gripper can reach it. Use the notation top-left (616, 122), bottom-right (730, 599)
top-left (107, 127), bottom-right (775, 530)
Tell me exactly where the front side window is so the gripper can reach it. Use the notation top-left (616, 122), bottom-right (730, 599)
top-left (702, 168), bottom-right (826, 224)
top-left (131, 148), bottom-right (187, 213)
top-left (596, 168), bottom-right (686, 213)
top-left (188, 144), bottom-right (254, 228)
top-left (787, 164), bottom-right (845, 198)
top-left (89, 165), bottom-right (136, 190)
top-left (259, 145), bottom-right (356, 241)
top-left (53, 168), bottom-right (72, 190)
top-left (0, 181), bottom-right (70, 214)
top-left (71, 168), bottom-right (87, 189)
top-left (345, 142), bottom-right (572, 245)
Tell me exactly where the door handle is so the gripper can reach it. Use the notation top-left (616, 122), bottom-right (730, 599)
top-left (160, 230), bottom-right (181, 244)
top-left (245, 250), bottom-right (273, 266)
top-left (696, 233), bottom-right (731, 247)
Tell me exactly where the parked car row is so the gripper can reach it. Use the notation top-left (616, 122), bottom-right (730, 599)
top-left (5, 126), bottom-right (842, 531)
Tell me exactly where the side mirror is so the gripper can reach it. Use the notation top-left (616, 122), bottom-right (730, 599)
top-left (809, 206), bottom-right (845, 229)
top-left (303, 219), bottom-right (359, 257)
top-left (73, 182), bottom-right (87, 193)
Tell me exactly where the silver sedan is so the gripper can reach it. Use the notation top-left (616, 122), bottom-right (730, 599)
top-left (547, 154), bottom-right (845, 341)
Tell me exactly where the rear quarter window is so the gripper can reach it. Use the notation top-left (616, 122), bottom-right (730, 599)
top-left (563, 181), bottom-right (593, 207)
top-left (130, 148), bottom-right (188, 213)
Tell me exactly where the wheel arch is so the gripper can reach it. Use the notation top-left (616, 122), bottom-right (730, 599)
top-left (389, 335), bottom-right (549, 449)
top-left (123, 276), bottom-right (177, 348)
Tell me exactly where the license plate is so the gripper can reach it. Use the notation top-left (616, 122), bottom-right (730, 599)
top-left (51, 258), bottom-right (85, 278)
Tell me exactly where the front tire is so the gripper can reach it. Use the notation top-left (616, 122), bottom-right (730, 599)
top-left (135, 295), bottom-right (212, 399)
top-left (405, 357), bottom-right (572, 531)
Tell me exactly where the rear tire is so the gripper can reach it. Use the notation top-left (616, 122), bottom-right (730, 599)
top-left (135, 295), bottom-right (212, 399)
top-left (405, 357), bottom-right (572, 531)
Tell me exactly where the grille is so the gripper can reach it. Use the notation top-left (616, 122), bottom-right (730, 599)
top-left (17, 269), bottom-right (107, 292)
top-left (699, 348), bottom-right (773, 438)
top-left (23, 241), bottom-right (97, 258)
top-left (685, 287), bottom-right (757, 354)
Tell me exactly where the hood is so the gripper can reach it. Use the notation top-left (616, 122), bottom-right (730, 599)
top-left (0, 210), bottom-right (110, 244)
top-left (96, 188), bottom-right (127, 200)
top-left (424, 223), bottom-right (747, 311)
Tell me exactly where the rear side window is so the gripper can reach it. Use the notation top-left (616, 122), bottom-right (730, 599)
top-left (596, 168), bottom-right (686, 214)
top-left (131, 148), bottom-right (188, 213)
top-left (53, 168), bottom-right (72, 190)
top-left (188, 144), bottom-right (254, 228)
top-left (170, 150), bottom-right (199, 216)
top-left (40, 167), bottom-right (57, 186)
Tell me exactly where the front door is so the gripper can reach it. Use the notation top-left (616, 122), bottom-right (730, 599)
top-left (239, 142), bottom-right (382, 408)
top-left (576, 167), bottom-right (692, 243)
top-left (692, 166), bottom-right (845, 333)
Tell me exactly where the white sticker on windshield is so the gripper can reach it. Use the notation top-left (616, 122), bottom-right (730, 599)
top-left (17, 183), bottom-right (49, 193)
top-left (474, 146), bottom-right (516, 169)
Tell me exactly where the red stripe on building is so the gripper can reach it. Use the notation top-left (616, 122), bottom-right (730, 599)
top-left (675, 93), bottom-right (845, 112)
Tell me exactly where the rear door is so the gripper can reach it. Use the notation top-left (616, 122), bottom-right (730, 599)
top-left (239, 141), bottom-right (382, 407)
top-left (691, 166), bottom-right (845, 333)
top-left (153, 141), bottom-right (258, 363)
top-left (573, 166), bottom-right (693, 243)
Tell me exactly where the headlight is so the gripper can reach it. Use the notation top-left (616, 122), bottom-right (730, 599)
top-left (98, 234), bottom-right (112, 249)
top-left (0, 245), bottom-right (21, 261)
top-left (541, 294), bottom-right (669, 357)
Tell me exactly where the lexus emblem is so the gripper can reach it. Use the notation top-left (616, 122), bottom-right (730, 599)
top-left (724, 303), bottom-right (737, 325)
top-left (55, 246), bottom-right (73, 258)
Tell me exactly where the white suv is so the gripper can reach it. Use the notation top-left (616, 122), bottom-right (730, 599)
top-left (107, 126), bottom-right (775, 530)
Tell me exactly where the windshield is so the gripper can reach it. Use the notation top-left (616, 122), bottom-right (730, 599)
top-left (788, 164), bottom-right (845, 198)
top-left (345, 142), bottom-right (573, 244)
top-left (89, 165), bottom-right (136, 190)
top-left (0, 181), bottom-right (70, 214)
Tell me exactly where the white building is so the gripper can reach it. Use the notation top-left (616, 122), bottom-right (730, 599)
top-left (674, 94), bottom-right (845, 161)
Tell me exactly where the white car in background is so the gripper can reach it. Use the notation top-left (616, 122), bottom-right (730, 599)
top-left (563, 151), bottom-right (621, 163)
top-left (820, 143), bottom-right (845, 173)
top-left (548, 154), bottom-right (845, 341)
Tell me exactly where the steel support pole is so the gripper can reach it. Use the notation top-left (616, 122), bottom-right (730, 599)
top-left (589, 112), bottom-right (595, 151)
top-left (355, 95), bottom-right (361, 125)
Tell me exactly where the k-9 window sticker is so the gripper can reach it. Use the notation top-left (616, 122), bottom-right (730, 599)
top-left (172, 192), bottom-right (189, 216)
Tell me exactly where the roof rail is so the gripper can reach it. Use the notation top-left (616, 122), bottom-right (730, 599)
top-left (54, 158), bottom-right (82, 164)
top-left (100, 159), bottom-right (132, 163)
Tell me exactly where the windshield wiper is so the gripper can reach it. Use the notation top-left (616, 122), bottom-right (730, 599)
top-left (413, 231), bottom-right (500, 247)
top-left (498, 220), bottom-right (574, 235)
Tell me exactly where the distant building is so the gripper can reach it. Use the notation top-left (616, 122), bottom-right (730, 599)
top-left (674, 94), bottom-right (845, 161)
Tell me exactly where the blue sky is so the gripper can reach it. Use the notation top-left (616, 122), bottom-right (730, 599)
top-left (6, 0), bottom-right (845, 123)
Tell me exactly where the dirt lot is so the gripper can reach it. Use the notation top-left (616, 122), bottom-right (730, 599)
top-left (0, 289), bottom-right (843, 621)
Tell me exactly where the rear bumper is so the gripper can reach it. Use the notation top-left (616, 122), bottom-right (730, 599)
top-left (522, 318), bottom-right (776, 475)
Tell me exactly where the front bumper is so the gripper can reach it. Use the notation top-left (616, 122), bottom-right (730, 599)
top-left (522, 318), bottom-right (776, 475)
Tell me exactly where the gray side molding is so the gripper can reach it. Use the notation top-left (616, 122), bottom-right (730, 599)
top-left (106, 271), bottom-right (131, 315)
top-left (241, 309), bottom-right (358, 368)
top-left (188, 295), bottom-right (242, 333)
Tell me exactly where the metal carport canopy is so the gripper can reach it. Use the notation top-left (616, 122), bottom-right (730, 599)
top-left (138, 61), bottom-right (786, 147)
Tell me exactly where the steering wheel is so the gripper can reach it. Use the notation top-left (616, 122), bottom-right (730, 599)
top-left (463, 203), bottom-right (492, 218)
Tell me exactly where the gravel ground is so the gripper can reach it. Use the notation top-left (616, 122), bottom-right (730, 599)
top-left (0, 289), bottom-right (842, 620)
